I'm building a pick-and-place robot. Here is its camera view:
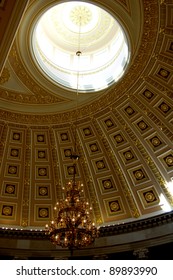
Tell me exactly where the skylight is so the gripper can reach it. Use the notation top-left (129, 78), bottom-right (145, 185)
top-left (32, 1), bottom-right (130, 92)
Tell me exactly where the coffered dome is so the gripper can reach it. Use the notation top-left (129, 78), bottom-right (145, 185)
top-left (0, 0), bottom-right (173, 258)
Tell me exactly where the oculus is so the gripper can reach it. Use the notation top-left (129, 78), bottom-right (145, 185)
top-left (32, 1), bottom-right (130, 92)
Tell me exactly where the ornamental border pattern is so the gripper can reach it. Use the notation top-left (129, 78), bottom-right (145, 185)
top-left (0, 210), bottom-right (173, 239)
top-left (0, 0), bottom-right (159, 124)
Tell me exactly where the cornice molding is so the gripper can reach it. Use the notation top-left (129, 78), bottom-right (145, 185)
top-left (0, 211), bottom-right (173, 239)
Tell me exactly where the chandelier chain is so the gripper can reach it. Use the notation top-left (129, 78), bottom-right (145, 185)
top-left (45, 15), bottom-right (99, 253)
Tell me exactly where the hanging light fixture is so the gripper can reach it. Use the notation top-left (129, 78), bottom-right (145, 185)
top-left (45, 13), bottom-right (99, 253)
top-left (45, 158), bottom-right (98, 250)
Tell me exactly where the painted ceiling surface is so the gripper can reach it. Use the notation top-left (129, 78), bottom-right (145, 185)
top-left (0, 0), bottom-right (173, 230)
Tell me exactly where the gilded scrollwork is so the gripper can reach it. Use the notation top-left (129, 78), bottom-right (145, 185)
top-left (0, 0), bottom-right (173, 229)
top-left (0, 0), bottom-right (159, 120)
top-left (0, 67), bottom-right (10, 84)
top-left (5, 44), bottom-right (70, 105)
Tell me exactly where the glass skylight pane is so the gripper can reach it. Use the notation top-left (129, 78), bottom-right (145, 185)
top-left (32, 1), bottom-right (130, 92)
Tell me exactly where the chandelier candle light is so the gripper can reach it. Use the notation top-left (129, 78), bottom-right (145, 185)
top-left (45, 155), bottom-right (98, 252)
top-left (45, 11), bottom-right (99, 255)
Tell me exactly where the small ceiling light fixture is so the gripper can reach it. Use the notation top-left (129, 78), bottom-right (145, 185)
top-left (45, 11), bottom-right (99, 255)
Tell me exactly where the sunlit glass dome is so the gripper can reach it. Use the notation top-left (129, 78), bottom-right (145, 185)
top-left (32, 1), bottom-right (130, 92)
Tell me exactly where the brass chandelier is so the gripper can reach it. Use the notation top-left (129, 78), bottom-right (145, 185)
top-left (45, 13), bottom-right (99, 251)
top-left (45, 155), bottom-right (98, 250)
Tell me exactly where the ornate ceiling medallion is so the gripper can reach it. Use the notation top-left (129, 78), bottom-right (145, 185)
top-left (70, 5), bottom-right (92, 26)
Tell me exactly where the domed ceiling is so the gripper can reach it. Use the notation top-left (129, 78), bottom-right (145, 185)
top-left (0, 0), bottom-right (173, 231)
